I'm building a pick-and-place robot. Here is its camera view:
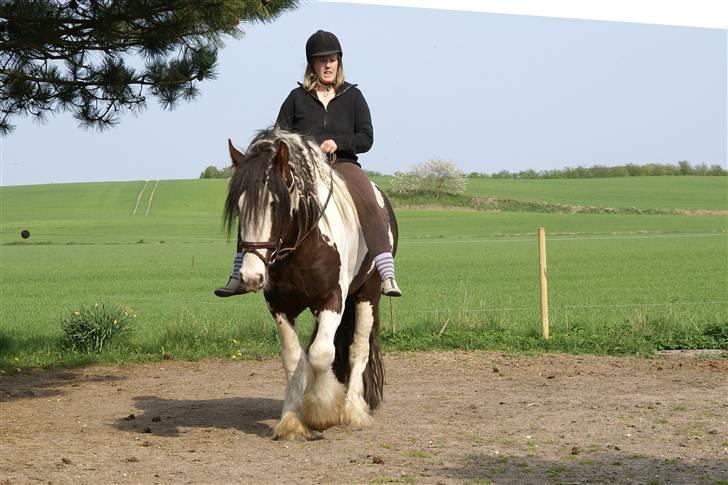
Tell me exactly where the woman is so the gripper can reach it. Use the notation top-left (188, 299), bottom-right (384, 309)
top-left (215, 30), bottom-right (401, 298)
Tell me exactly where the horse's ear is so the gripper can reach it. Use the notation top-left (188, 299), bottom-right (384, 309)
top-left (275, 140), bottom-right (293, 186)
top-left (228, 139), bottom-right (246, 167)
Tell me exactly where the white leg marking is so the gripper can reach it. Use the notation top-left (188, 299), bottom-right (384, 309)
top-left (272, 313), bottom-right (320, 441)
top-left (308, 309), bottom-right (340, 375)
top-left (303, 309), bottom-right (346, 431)
top-left (275, 313), bottom-right (306, 407)
top-left (341, 301), bottom-right (375, 430)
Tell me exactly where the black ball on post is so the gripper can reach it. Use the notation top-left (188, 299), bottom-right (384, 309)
top-left (21, 229), bottom-right (30, 239)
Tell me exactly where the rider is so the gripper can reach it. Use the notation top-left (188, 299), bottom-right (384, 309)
top-left (215, 30), bottom-right (402, 298)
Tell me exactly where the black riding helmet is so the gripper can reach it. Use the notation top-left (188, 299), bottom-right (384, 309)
top-left (305, 30), bottom-right (342, 62)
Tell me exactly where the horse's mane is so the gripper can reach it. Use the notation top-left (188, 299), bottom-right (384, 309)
top-left (224, 128), bottom-right (356, 242)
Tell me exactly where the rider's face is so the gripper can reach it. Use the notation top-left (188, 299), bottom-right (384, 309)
top-left (313, 55), bottom-right (338, 85)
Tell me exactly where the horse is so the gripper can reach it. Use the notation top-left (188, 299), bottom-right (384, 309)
top-left (223, 128), bottom-right (398, 440)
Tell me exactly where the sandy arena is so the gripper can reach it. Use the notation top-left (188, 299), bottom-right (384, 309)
top-left (2, 351), bottom-right (727, 484)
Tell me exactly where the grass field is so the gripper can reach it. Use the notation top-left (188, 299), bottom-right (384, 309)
top-left (1, 176), bottom-right (726, 371)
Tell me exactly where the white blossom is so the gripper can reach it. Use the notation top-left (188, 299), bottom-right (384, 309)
top-left (391, 159), bottom-right (468, 198)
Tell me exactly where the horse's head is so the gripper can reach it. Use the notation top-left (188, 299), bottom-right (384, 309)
top-left (225, 136), bottom-right (292, 292)
top-left (224, 135), bottom-right (297, 292)
top-left (225, 129), bottom-right (337, 292)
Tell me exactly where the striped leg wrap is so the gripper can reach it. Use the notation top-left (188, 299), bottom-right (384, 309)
top-left (373, 252), bottom-right (395, 281)
top-left (231, 252), bottom-right (243, 279)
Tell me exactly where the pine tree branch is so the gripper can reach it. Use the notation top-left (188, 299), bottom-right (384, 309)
top-left (0, 0), bottom-right (299, 133)
top-left (0, 68), bottom-right (156, 87)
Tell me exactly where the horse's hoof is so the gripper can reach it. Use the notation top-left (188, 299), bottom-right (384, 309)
top-left (341, 395), bottom-right (374, 430)
top-left (273, 411), bottom-right (323, 441)
top-left (304, 429), bottom-right (324, 441)
top-left (272, 429), bottom-right (323, 441)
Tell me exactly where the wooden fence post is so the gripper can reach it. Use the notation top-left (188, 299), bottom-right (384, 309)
top-left (538, 228), bottom-right (550, 339)
top-left (389, 297), bottom-right (397, 335)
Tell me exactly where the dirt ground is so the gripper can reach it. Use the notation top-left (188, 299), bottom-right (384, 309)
top-left (1, 351), bottom-right (727, 484)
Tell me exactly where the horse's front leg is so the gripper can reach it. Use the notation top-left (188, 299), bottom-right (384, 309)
top-left (271, 311), bottom-right (322, 441)
top-left (303, 306), bottom-right (346, 431)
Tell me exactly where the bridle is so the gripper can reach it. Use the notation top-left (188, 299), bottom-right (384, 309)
top-left (239, 154), bottom-right (335, 267)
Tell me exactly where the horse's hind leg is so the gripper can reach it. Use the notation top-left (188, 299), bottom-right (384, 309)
top-left (271, 312), bottom-right (322, 441)
top-left (340, 298), bottom-right (376, 429)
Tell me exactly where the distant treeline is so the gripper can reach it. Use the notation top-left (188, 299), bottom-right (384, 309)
top-left (204, 161), bottom-right (727, 179)
top-left (469, 161), bottom-right (726, 179)
top-left (199, 165), bottom-right (232, 179)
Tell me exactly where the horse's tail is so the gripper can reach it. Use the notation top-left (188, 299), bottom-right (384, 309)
top-left (330, 296), bottom-right (354, 386)
top-left (330, 294), bottom-right (385, 411)
top-left (363, 296), bottom-right (385, 410)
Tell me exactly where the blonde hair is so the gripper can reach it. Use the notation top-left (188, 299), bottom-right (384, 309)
top-left (302, 55), bottom-right (345, 91)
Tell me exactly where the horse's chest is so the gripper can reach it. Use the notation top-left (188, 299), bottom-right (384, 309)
top-left (270, 239), bottom-right (342, 292)
top-left (266, 240), bottom-right (344, 314)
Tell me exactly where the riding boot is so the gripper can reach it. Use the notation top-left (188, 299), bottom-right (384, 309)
top-left (214, 277), bottom-right (248, 297)
top-left (215, 251), bottom-right (247, 297)
top-left (373, 252), bottom-right (402, 297)
top-left (381, 277), bottom-right (402, 297)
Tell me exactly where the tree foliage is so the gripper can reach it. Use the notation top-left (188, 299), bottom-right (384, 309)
top-left (469, 161), bottom-right (727, 179)
top-left (391, 159), bottom-right (468, 198)
top-left (199, 164), bottom-right (231, 179)
top-left (0, 0), bottom-right (297, 134)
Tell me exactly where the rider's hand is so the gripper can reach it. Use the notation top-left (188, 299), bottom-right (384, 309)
top-left (320, 139), bottom-right (337, 154)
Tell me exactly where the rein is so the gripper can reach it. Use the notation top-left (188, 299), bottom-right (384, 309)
top-left (240, 154), bottom-right (336, 266)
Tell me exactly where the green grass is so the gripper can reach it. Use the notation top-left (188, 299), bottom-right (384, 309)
top-left (1, 178), bottom-right (727, 371)
top-left (0, 179), bottom-right (228, 245)
top-left (464, 176), bottom-right (728, 210)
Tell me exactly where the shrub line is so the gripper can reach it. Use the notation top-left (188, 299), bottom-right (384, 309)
top-left (388, 192), bottom-right (728, 216)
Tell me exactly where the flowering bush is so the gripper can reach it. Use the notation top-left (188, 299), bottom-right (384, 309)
top-left (62, 303), bottom-right (134, 352)
top-left (391, 159), bottom-right (467, 198)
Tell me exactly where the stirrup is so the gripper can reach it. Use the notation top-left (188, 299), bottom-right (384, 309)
top-left (381, 277), bottom-right (402, 297)
top-left (214, 277), bottom-right (248, 298)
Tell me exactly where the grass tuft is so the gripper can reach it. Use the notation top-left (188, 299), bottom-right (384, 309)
top-left (62, 303), bottom-right (134, 353)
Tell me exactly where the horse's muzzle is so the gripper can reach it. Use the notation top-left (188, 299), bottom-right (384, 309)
top-left (240, 272), bottom-right (266, 292)
top-left (240, 252), bottom-right (268, 292)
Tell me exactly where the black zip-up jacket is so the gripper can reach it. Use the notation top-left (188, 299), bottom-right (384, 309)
top-left (275, 81), bottom-right (373, 164)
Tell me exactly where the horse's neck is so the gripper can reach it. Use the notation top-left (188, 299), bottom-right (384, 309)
top-left (313, 170), bottom-right (357, 236)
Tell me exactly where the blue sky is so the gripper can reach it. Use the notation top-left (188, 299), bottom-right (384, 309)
top-left (1, 2), bottom-right (726, 186)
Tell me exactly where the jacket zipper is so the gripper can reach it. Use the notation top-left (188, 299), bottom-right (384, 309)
top-left (304, 83), bottom-right (353, 130)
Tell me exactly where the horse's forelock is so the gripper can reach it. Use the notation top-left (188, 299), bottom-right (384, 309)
top-left (224, 152), bottom-right (289, 237)
top-left (224, 128), bottom-right (340, 243)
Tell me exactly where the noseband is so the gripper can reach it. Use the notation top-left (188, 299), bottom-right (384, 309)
top-left (238, 240), bottom-right (280, 267)
top-left (240, 167), bottom-right (334, 268)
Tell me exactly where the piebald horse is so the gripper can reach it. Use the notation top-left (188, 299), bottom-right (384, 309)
top-left (224, 128), bottom-right (398, 440)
